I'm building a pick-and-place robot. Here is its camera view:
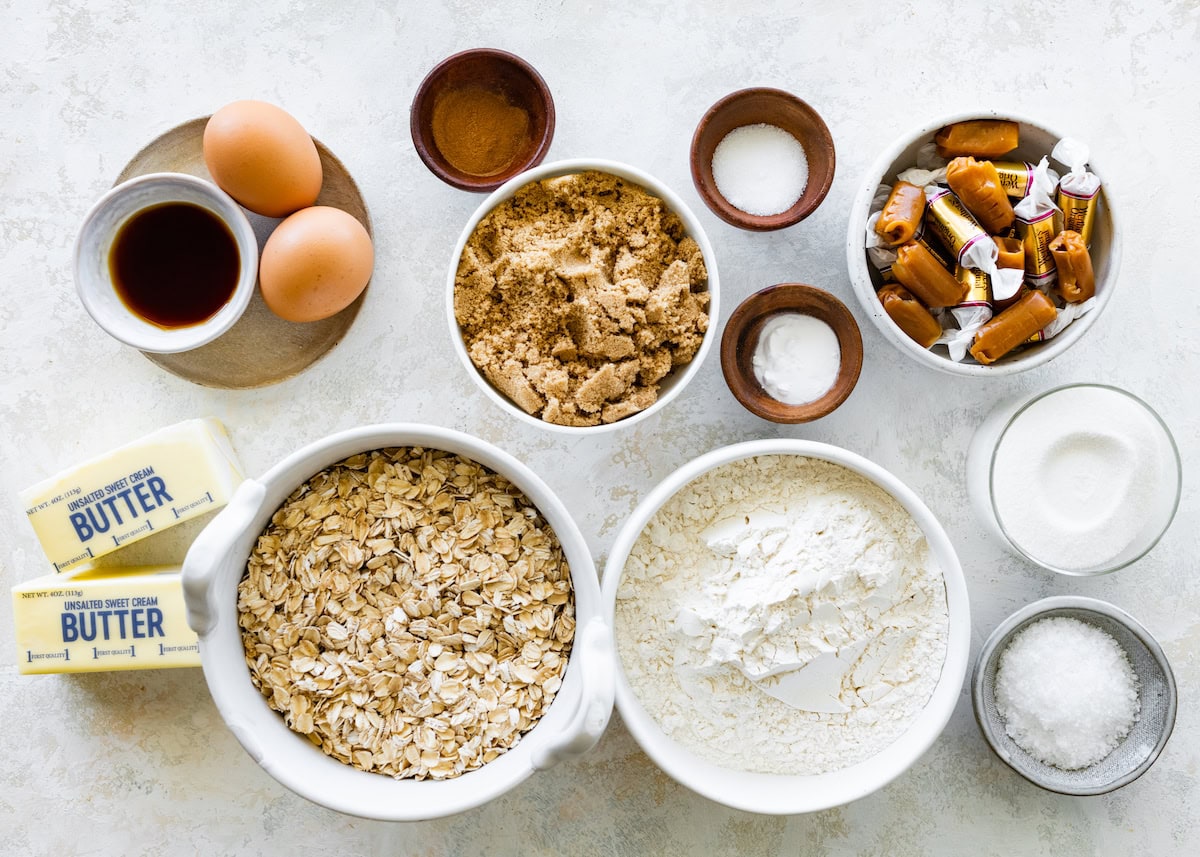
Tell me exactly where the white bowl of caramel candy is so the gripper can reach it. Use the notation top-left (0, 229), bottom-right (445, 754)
top-left (845, 112), bottom-right (1120, 376)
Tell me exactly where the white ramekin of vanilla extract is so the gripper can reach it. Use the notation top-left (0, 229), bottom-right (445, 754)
top-left (967, 383), bottom-right (1181, 575)
top-left (75, 172), bottom-right (258, 353)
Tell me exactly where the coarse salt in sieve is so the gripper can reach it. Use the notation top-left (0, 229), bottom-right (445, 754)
top-left (994, 616), bottom-right (1139, 770)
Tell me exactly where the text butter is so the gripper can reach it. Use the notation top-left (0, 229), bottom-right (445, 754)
top-left (12, 566), bottom-right (200, 674)
top-left (21, 418), bottom-right (244, 572)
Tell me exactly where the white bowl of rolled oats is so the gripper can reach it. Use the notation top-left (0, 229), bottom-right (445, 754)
top-left (447, 159), bottom-right (719, 433)
top-left (182, 423), bottom-right (614, 820)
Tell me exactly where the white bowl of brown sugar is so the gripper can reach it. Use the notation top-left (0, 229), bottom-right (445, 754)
top-left (447, 160), bottom-right (720, 433)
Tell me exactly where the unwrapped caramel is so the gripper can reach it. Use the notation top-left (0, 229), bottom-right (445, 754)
top-left (892, 241), bottom-right (967, 308)
top-left (875, 182), bottom-right (926, 246)
top-left (1049, 230), bottom-right (1095, 302)
top-left (935, 120), bottom-right (1020, 159)
top-left (878, 283), bottom-right (942, 348)
top-left (969, 289), bottom-right (1057, 364)
top-left (994, 235), bottom-right (1024, 269)
top-left (946, 157), bottom-right (1015, 233)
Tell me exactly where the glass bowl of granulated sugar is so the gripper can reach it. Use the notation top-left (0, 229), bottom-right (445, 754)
top-left (602, 438), bottom-right (971, 814)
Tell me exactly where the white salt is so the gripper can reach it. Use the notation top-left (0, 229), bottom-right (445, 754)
top-left (991, 386), bottom-right (1173, 571)
top-left (994, 616), bottom-right (1139, 770)
top-left (711, 123), bottom-right (809, 216)
top-left (751, 313), bottom-right (840, 404)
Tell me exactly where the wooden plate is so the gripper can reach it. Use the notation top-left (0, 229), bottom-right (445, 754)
top-left (115, 117), bottom-right (371, 388)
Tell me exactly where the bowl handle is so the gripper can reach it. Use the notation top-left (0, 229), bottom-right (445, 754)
top-left (182, 478), bottom-right (268, 638)
top-left (531, 616), bottom-right (615, 771)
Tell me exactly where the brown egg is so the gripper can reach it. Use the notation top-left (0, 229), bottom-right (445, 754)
top-left (259, 206), bottom-right (373, 322)
top-left (203, 100), bottom-right (323, 217)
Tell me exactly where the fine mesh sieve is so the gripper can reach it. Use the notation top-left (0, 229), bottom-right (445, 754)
top-left (972, 596), bottom-right (1176, 795)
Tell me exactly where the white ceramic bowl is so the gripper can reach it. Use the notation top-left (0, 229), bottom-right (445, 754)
top-left (75, 172), bottom-right (258, 353)
top-left (845, 111), bottom-right (1122, 376)
top-left (182, 423), bottom-right (614, 820)
top-left (446, 159), bottom-right (720, 434)
top-left (602, 439), bottom-right (971, 814)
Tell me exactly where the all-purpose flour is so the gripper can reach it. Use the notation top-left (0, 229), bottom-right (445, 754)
top-left (615, 455), bottom-right (949, 775)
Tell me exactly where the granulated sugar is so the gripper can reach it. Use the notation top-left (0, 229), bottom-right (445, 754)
top-left (994, 616), bottom-right (1139, 770)
top-left (711, 124), bottom-right (809, 216)
top-left (614, 455), bottom-right (949, 775)
top-left (992, 385), bottom-right (1174, 571)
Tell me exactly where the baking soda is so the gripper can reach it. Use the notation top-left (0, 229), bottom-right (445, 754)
top-left (751, 313), bottom-right (840, 404)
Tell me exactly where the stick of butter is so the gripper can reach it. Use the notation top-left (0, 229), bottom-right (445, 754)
top-left (20, 417), bottom-right (244, 573)
top-left (11, 565), bottom-right (200, 674)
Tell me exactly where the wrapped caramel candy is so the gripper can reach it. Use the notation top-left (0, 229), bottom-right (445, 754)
top-left (878, 284), bottom-right (942, 349)
top-left (892, 240), bottom-right (967, 308)
top-left (993, 235), bottom-right (1024, 269)
top-left (1013, 158), bottom-right (1062, 287)
top-left (955, 264), bottom-right (992, 309)
top-left (1052, 138), bottom-right (1101, 246)
top-left (1015, 211), bottom-right (1058, 287)
top-left (935, 120), bottom-right (1019, 159)
top-left (924, 188), bottom-right (990, 262)
top-left (925, 188), bottom-right (1024, 301)
top-left (875, 182), bottom-right (926, 246)
top-left (946, 157), bottom-right (1016, 233)
top-left (1049, 230), bottom-right (1095, 302)
top-left (969, 289), bottom-right (1058, 365)
top-left (991, 161), bottom-right (1037, 198)
top-left (948, 264), bottom-right (995, 342)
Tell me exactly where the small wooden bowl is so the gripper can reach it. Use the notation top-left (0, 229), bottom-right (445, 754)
top-left (410, 48), bottom-right (555, 192)
top-left (691, 88), bottom-right (835, 230)
top-left (721, 284), bottom-right (863, 423)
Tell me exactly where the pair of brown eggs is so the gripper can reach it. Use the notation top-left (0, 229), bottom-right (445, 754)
top-left (202, 101), bottom-right (373, 323)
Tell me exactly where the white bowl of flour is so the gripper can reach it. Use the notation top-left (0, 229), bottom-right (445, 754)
top-left (603, 439), bottom-right (970, 814)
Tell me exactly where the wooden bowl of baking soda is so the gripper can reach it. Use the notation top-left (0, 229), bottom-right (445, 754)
top-left (411, 48), bottom-right (556, 192)
top-left (721, 283), bottom-right (863, 423)
top-left (691, 88), bottom-right (835, 230)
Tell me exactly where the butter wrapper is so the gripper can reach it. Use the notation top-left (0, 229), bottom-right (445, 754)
top-left (11, 565), bottom-right (200, 674)
top-left (20, 418), bottom-right (244, 573)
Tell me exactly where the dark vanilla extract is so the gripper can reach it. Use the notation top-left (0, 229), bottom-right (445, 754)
top-left (110, 202), bottom-right (240, 328)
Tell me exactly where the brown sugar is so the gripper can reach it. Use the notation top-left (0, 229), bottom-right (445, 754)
top-left (454, 171), bottom-right (710, 427)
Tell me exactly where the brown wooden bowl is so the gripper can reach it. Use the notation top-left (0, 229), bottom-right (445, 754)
top-left (691, 88), bottom-right (835, 230)
top-left (410, 48), bottom-right (555, 192)
top-left (721, 284), bottom-right (863, 423)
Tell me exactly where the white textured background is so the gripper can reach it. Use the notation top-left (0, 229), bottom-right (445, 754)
top-left (2, 1), bottom-right (1198, 854)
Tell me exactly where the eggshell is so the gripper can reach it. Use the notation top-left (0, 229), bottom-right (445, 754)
top-left (203, 100), bottom-right (323, 217)
top-left (259, 206), bottom-right (373, 323)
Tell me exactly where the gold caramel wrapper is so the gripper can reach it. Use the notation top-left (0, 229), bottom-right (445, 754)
top-left (917, 230), bottom-right (955, 272)
top-left (954, 264), bottom-right (991, 308)
top-left (1057, 186), bottom-right (1098, 246)
top-left (992, 161), bottom-right (1037, 198)
top-left (1015, 209), bottom-right (1058, 286)
top-left (925, 189), bottom-right (990, 266)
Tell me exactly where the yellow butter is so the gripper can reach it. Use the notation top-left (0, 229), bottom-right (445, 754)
top-left (11, 565), bottom-right (200, 674)
top-left (20, 418), bottom-right (244, 573)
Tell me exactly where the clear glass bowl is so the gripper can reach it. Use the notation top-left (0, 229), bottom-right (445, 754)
top-left (966, 383), bottom-right (1181, 575)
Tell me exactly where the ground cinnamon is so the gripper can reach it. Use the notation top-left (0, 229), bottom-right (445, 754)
top-left (431, 85), bottom-right (531, 177)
